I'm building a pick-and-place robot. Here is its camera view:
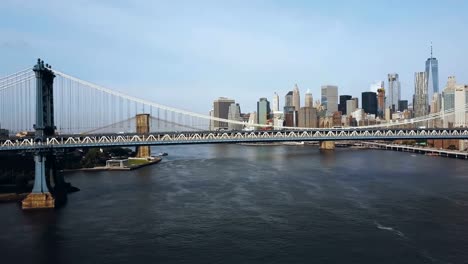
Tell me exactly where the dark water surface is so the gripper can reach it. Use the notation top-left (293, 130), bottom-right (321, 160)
top-left (1, 145), bottom-right (468, 264)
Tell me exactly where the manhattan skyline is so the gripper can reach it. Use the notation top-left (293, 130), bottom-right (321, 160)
top-left (1, 1), bottom-right (468, 114)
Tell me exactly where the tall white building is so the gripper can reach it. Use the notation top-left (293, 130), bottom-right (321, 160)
top-left (454, 85), bottom-right (467, 127)
top-left (321, 85), bottom-right (338, 115)
top-left (293, 84), bottom-right (301, 111)
top-left (414, 72), bottom-right (428, 118)
top-left (442, 77), bottom-right (456, 127)
top-left (386, 73), bottom-right (401, 111)
top-left (246, 111), bottom-right (257, 130)
top-left (272, 92), bottom-right (280, 112)
top-left (346, 98), bottom-right (358, 115)
top-left (304, 89), bottom-right (313, 108)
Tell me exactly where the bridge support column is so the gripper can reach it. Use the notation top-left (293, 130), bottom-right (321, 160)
top-left (22, 154), bottom-right (55, 209)
top-left (22, 59), bottom-right (57, 210)
top-left (320, 141), bottom-right (335, 150)
top-left (136, 113), bottom-right (151, 158)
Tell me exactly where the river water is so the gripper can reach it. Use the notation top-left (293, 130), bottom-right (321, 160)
top-left (1, 145), bottom-right (468, 264)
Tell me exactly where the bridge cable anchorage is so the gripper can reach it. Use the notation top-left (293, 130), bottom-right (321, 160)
top-left (50, 69), bottom-right (468, 132)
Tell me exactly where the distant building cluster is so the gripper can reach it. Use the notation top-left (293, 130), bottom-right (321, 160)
top-left (208, 45), bottom-right (468, 139)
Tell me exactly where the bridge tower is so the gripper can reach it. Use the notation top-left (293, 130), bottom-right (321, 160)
top-left (22, 59), bottom-right (57, 209)
top-left (136, 113), bottom-right (151, 158)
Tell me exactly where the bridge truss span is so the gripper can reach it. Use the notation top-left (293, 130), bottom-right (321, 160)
top-left (1, 128), bottom-right (468, 151)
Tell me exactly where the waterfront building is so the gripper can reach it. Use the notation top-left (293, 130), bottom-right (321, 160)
top-left (305, 89), bottom-right (313, 108)
top-left (414, 72), bottom-right (428, 118)
top-left (293, 84), bottom-right (301, 111)
top-left (272, 92), bottom-right (279, 112)
top-left (227, 103), bottom-right (243, 130)
top-left (362, 92), bottom-right (377, 115)
top-left (321, 85), bottom-right (338, 115)
top-left (426, 45), bottom-right (439, 106)
top-left (213, 97), bottom-right (235, 130)
top-left (257, 98), bottom-right (271, 125)
top-left (386, 73), bottom-right (401, 112)
top-left (339, 95), bottom-right (352, 115)
top-left (298, 107), bottom-right (318, 128)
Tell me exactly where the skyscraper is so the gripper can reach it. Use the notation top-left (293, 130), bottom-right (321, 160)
top-left (414, 72), bottom-right (428, 118)
top-left (305, 89), bottom-right (313, 108)
top-left (257, 98), bottom-right (271, 125)
top-left (339, 95), bottom-right (352, 115)
top-left (361, 92), bottom-right (377, 115)
top-left (298, 107), bottom-right (317, 128)
top-left (321, 85), bottom-right (338, 114)
top-left (346, 99), bottom-right (358, 115)
top-left (398, 100), bottom-right (408, 112)
top-left (442, 76), bottom-right (456, 127)
top-left (426, 44), bottom-right (439, 107)
top-left (227, 103), bottom-right (242, 130)
top-left (284, 91), bottom-right (294, 113)
top-left (386, 73), bottom-right (401, 112)
top-left (213, 97), bottom-right (235, 130)
top-left (293, 84), bottom-right (300, 111)
top-left (454, 85), bottom-right (467, 127)
top-left (272, 92), bottom-right (279, 112)
top-left (377, 88), bottom-right (385, 117)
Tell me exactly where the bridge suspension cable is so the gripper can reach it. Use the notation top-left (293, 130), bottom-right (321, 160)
top-left (1, 66), bottom-right (468, 135)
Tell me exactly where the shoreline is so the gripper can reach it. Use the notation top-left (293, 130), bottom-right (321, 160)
top-left (63, 157), bottom-right (162, 172)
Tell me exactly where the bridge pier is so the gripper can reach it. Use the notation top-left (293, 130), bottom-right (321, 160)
top-left (320, 141), bottom-right (335, 150)
top-left (136, 113), bottom-right (151, 158)
top-left (22, 154), bottom-right (55, 209)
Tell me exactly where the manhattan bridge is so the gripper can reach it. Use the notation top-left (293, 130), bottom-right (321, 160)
top-left (0, 59), bottom-right (467, 209)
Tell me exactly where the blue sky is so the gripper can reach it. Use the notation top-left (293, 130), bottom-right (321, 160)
top-left (1, 0), bottom-right (468, 113)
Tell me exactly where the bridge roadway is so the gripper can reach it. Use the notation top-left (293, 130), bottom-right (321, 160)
top-left (1, 128), bottom-right (468, 152)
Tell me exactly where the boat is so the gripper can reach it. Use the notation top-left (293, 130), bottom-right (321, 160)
top-left (158, 152), bottom-right (168, 156)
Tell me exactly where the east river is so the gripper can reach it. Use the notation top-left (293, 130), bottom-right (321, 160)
top-left (1, 145), bottom-right (468, 263)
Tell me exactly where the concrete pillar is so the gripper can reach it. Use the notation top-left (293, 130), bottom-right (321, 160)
top-left (320, 141), bottom-right (336, 150)
top-left (22, 154), bottom-right (55, 209)
top-left (136, 114), bottom-right (151, 158)
top-left (22, 59), bottom-right (56, 210)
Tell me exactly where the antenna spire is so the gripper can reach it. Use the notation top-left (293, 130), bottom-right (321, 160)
top-left (430, 41), bottom-right (433, 58)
